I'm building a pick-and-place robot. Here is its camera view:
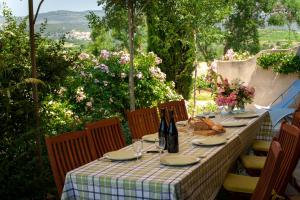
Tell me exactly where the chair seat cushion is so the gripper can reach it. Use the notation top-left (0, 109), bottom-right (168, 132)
top-left (240, 155), bottom-right (266, 170)
top-left (223, 173), bottom-right (259, 193)
top-left (252, 140), bottom-right (271, 152)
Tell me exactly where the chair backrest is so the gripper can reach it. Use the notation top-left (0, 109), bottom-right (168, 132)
top-left (158, 99), bottom-right (188, 123)
top-left (274, 122), bottom-right (300, 195)
top-left (85, 117), bottom-right (126, 158)
top-left (45, 130), bottom-right (97, 196)
top-left (251, 141), bottom-right (284, 200)
top-left (292, 111), bottom-right (300, 128)
top-left (127, 107), bottom-right (160, 140)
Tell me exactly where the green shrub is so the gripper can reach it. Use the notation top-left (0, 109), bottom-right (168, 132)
top-left (257, 52), bottom-right (300, 74)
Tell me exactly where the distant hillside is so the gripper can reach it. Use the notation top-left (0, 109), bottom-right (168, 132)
top-left (0, 10), bottom-right (104, 38)
top-left (36, 10), bottom-right (104, 33)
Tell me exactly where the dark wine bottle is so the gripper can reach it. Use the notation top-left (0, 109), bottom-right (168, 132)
top-left (167, 110), bottom-right (179, 153)
top-left (158, 108), bottom-right (168, 150)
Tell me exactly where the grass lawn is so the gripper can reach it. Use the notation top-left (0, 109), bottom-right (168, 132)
top-left (259, 29), bottom-right (300, 49)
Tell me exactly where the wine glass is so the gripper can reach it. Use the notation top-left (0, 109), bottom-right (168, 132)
top-left (155, 137), bottom-right (165, 159)
top-left (186, 119), bottom-right (194, 139)
top-left (133, 140), bottom-right (143, 161)
top-left (203, 107), bottom-right (210, 119)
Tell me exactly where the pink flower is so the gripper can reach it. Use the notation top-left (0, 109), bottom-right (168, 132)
top-left (120, 54), bottom-right (130, 64)
top-left (78, 53), bottom-right (90, 60)
top-left (100, 49), bottom-right (110, 60)
top-left (224, 49), bottom-right (235, 60)
top-left (155, 57), bottom-right (162, 65)
top-left (211, 60), bottom-right (217, 72)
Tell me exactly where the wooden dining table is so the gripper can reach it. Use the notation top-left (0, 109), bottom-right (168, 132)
top-left (61, 110), bottom-right (272, 200)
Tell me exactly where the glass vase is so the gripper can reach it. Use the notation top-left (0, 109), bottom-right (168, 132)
top-left (237, 102), bottom-right (245, 113)
top-left (225, 105), bottom-right (235, 114)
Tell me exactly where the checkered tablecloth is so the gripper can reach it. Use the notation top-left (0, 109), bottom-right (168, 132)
top-left (61, 111), bottom-right (272, 200)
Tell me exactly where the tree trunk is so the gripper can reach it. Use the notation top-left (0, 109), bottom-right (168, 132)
top-left (128, 0), bottom-right (135, 111)
top-left (28, 0), bottom-right (42, 169)
top-left (193, 31), bottom-right (198, 117)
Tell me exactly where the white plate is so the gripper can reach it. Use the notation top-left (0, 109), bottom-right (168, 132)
top-left (142, 133), bottom-right (158, 142)
top-left (192, 137), bottom-right (226, 146)
top-left (104, 150), bottom-right (141, 161)
top-left (234, 112), bottom-right (259, 119)
top-left (221, 121), bottom-right (247, 127)
top-left (160, 155), bottom-right (200, 166)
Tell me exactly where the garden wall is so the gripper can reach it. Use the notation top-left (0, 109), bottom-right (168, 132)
top-left (216, 45), bottom-right (300, 108)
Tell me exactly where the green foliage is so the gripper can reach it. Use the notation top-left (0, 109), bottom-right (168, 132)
top-left (87, 1), bottom-right (148, 52)
top-left (188, 0), bottom-right (232, 62)
top-left (146, 0), bottom-right (196, 99)
top-left (257, 51), bottom-right (300, 74)
top-left (268, 13), bottom-right (287, 26)
top-left (224, 0), bottom-right (276, 54)
top-left (0, 9), bottom-right (72, 199)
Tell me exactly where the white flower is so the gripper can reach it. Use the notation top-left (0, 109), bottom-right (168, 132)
top-left (86, 101), bottom-right (93, 108)
top-left (120, 72), bottom-right (127, 79)
top-left (80, 71), bottom-right (86, 77)
top-left (103, 81), bottom-right (109, 86)
top-left (94, 79), bottom-right (100, 83)
top-left (76, 87), bottom-right (86, 102)
top-left (136, 72), bottom-right (143, 79)
top-left (109, 97), bottom-right (113, 103)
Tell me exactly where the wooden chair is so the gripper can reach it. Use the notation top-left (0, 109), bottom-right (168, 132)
top-left (85, 117), bottom-right (126, 158)
top-left (274, 122), bottom-right (300, 196)
top-left (158, 99), bottom-right (188, 123)
top-left (241, 111), bottom-right (300, 175)
top-left (223, 140), bottom-right (284, 200)
top-left (45, 130), bottom-right (97, 196)
top-left (126, 107), bottom-right (160, 140)
top-left (239, 122), bottom-right (300, 197)
top-left (252, 110), bottom-right (300, 155)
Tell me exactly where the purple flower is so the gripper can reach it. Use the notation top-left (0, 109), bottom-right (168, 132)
top-left (95, 64), bottom-right (110, 73)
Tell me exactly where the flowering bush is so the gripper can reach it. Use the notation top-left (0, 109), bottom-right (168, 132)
top-left (223, 49), bottom-right (252, 61)
top-left (215, 77), bottom-right (255, 108)
top-left (47, 50), bottom-right (181, 131)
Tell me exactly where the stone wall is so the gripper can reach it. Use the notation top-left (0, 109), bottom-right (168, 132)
top-left (216, 46), bottom-right (300, 108)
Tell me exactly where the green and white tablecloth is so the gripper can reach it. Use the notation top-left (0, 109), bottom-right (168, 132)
top-left (61, 111), bottom-right (272, 200)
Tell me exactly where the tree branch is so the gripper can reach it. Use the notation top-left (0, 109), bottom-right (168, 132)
top-left (135, 0), bottom-right (151, 17)
top-left (33, 0), bottom-right (45, 25)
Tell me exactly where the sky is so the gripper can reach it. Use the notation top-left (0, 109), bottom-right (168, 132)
top-left (1, 0), bottom-right (101, 16)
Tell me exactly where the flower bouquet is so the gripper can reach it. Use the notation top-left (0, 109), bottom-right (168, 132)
top-left (215, 77), bottom-right (255, 113)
